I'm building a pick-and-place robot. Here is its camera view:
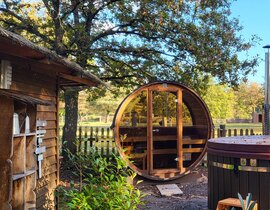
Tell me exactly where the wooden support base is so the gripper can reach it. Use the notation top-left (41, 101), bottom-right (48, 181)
top-left (216, 198), bottom-right (258, 210)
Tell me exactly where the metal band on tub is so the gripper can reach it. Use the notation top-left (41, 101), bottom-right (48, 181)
top-left (209, 160), bottom-right (270, 173)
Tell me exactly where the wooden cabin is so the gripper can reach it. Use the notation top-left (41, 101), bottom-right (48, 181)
top-left (113, 82), bottom-right (213, 180)
top-left (0, 27), bottom-right (104, 209)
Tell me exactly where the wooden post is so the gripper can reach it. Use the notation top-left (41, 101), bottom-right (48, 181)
top-left (245, 129), bottom-right (249, 136)
top-left (228, 129), bottom-right (231, 137)
top-left (106, 140), bottom-right (110, 157)
top-left (251, 129), bottom-right (254, 135)
top-left (106, 128), bottom-right (110, 139)
top-left (234, 129), bottom-right (237, 137)
top-left (177, 90), bottom-right (183, 172)
top-left (240, 129), bottom-right (244, 136)
top-left (217, 128), bottom-right (220, 137)
top-left (147, 89), bottom-right (153, 173)
top-left (78, 126), bottom-right (82, 153)
top-left (101, 128), bottom-right (105, 139)
top-left (84, 127), bottom-right (88, 154)
top-left (219, 124), bottom-right (226, 137)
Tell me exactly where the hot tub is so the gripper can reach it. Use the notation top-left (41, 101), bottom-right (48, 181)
top-left (207, 135), bottom-right (270, 210)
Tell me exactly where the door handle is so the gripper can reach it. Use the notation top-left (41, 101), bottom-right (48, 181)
top-left (153, 129), bottom-right (159, 132)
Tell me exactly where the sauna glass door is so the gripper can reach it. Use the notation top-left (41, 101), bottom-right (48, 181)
top-left (118, 90), bottom-right (148, 171)
top-left (150, 89), bottom-right (182, 173)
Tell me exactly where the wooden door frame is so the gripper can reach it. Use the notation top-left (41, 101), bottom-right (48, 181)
top-left (147, 84), bottom-right (183, 174)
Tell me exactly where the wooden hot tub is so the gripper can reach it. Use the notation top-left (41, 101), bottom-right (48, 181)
top-left (208, 135), bottom-right (270, 210)
top-left (112, 82), bottom-right (213, 180)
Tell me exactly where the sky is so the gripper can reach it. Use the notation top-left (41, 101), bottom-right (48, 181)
top-left (231, 0), bottom-right (270, 84)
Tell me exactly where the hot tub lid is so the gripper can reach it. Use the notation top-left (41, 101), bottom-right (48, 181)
top-left (207, 135), bottom-right (270, 159)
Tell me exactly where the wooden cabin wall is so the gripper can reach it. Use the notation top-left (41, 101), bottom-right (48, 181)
top-left (11, 62), bottom-right (59, 209)
top-left (0, 96), bottom-right (13, 210)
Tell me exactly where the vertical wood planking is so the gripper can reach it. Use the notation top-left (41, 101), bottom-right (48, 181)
top-left (217, 155), bottom-right (224, 202)
top-left (208, 153), bottom-right (213, 210)
top-left (223, 157), bottom-right (231, 199)
top-left (239, 162), bottom-right (249, 200)
top-left (230, 157), bottom-right (240, 198)
top-left (248, 170), bottom-right (259, 204)
top-left (212, 154), bottom-right (219, 209)
top-left (259, 160), bottom-right (270, 210)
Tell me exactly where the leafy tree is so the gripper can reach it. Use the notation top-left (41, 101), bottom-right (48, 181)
top-left (233, 82), bottom-right (264, 119)
top-left (203, 82), bottom-right (235, 121)
top-left (0, 0), bottom-right (259, 156)
top-left (87, 89), bottom-right (125, 123)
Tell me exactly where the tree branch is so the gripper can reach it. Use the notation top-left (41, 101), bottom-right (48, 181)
top-left (90, 18), bottom-right (144, 44)
top-left (0, 18), bottom-right (54, 46)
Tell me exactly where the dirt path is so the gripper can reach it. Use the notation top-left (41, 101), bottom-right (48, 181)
top-left (137, 166), bottom-right (208, 210)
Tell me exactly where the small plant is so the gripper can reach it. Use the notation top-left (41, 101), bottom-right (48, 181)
top-left (232, 193), bottom-right (257, 210)
top-left (57, 145), bottom-right (145, 210)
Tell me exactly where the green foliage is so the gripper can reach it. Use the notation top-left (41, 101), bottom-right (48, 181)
top-left (203, 80), bottom-right (263, 121)
top-left (232, 193), bottom-right (257, 210)
top-left (0, 0), bottom-right (259, 90)
top-left (203, 82), bottom-right (235, 120)
top-left (57, 146), bottom-right (144, 210)
top-left (233, 82), bottom-right (264, 119)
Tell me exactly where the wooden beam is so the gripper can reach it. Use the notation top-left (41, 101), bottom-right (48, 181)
top-left (59, 73), bottom-right (97, 87)
top-left (177, 89), bottom-right (183, 172)
top-left (0, 52), bottom-right (68, 74)
top-left (147, 89), bottom-right (153, 173)
top-left (123, 136), bottom-right (206, 144)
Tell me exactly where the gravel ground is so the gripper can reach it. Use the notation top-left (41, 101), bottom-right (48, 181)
top-left (137, 166), bottom-right (208, 210)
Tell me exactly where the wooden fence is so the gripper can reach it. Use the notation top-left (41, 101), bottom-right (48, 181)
top-left (74, 126), bottom-right (262, 157)
top-left (76, 126), bottom-right (115, 157)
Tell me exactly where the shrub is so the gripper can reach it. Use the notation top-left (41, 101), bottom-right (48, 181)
top-left (58, 146), bottom-right (144, 210)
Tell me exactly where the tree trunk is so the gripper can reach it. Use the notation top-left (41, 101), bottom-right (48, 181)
top-left (62, 88), bottom-right (79, 160)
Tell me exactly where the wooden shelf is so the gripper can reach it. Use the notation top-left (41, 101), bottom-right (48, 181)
top-left (11, 101), bottom-right (37, 209)
top-left (13, 132), bottom-right (36, 138)
top-left (12, 177), bottom-right (25, 209)
top-left (25, 202), bottom-right (36, 209)
top-left (12, 170), bottom-right (36, 181)
top-left (12, 136), bottom-right (25, 174)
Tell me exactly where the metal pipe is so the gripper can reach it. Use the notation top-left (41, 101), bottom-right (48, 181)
top-left (263, 45), bottom-right (270, 135)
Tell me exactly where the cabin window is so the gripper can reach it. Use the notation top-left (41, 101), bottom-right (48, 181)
top-left (0, 60), bottom-right (12, 89)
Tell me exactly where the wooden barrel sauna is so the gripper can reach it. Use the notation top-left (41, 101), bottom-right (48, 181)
top-left (208, 136), bottom-right (270, 210)
top-left (112, 82), bottom-right (213, 180)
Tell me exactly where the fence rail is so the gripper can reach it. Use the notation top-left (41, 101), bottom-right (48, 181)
top-left (74, 126), bottom-right (263, 157)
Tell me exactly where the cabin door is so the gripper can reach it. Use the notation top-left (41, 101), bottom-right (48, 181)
top-left (148, 85), bottom-right (183, 176)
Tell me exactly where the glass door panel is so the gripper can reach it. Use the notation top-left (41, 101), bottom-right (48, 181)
top-left (119, 91), bottom-right (147, 170)
top-left (152, 91), bottom-right (178, 170)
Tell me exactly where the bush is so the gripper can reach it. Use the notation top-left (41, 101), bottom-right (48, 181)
top-left (58, 147), bottom-right (144, 210)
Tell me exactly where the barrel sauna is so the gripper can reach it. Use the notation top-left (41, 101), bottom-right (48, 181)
top-left (208, 136), bottom-right (270, 210)
top-left (112, 82), bottom-right (213, 180)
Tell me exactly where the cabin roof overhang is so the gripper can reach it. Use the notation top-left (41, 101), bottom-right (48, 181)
top-left (0, 89), bottom-right (52, 105)
top-left (0, 27), bottom-right (106, 88)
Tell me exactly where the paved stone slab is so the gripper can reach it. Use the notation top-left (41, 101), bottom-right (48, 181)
top-left (156, 184), bottom-right (183, 196)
